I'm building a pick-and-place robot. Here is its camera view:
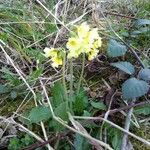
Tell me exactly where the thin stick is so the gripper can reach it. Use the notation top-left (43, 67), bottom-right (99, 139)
top-left (100, 11), bottom-right (145, 68)
top-left (40, 81), bottom-right (113, 150)
top-left (0, 41), bottom-right (54, 150)
top-left (36, 0), bottom-right (70, 31)
top-left (121, 105), bottom-right (134, 149)
top-left (73, 116), bottom-right (150, 146)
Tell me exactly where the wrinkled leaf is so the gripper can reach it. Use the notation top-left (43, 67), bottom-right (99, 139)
top-left (111, 61), bottom-right (135, 75)
top-left (29, 106), bottom-right (51, 123)
top-left (122, 78), bottom-right (149, 100)
top-left (138, 68), bottom-right (150, 81)
top-left (107, 39), bottom-right (127, 57)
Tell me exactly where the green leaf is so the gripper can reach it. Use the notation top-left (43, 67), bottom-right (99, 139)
top-left (74, 134), bottom-right (84, 150)
top-left (131, 27), bottom-right (149, 35)
top-left (134, 104), bottom-right (150, 115)
top-left (21, 134), bottom-right (34, 146)
top-left (74, 133), bottom-right (91, 150)
top-left (91, 101), bottom-right (106, 110)
top-left (73, 89), bottom-right (88, 115)
top-left (138, 68), bottom-right (150, 81)
top-left (111, 130), bottom-right (122, 150)
top-left (142, 59), bottom-right (150, 68)
top-left (122, 78), bottom-right (149, 100)
top-left (83, 110), bottom-right (91, 117)
top-left (29, 106), bottom-right (51, 123)
top-left (28, 68), bottom-right (43, 80)
top-left (135, 19), bottom-right (150, 26)
top-left (51, 81), bottom-right (65, 106)
top-left (111, 61), bottom-right (135, 75)
top-left (8, 138), bottom-right (22, 150)
top-left (106, 125), bottom-right (122, 150)
top-left (52, 102), bottom-right (68, 131)
top-left (0, 84), bottom-right (9, 94)
top-left (107, 39), bottom-right (127, 57)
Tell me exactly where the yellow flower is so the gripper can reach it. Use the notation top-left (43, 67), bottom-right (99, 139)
top-left (66, 38), bottom-right (81, 50)
top-left (43, 47), bottom-right (64, 68)
top-left (93, 37), bottom-right (102, 49)
top-left (88, 49), bottom-right (99, 60)
top-left (86, 28), bottom-right (99, 43)
top-left (68, 51), bottom-right (79, 59)
top-left (66, 22), bottom-right (102, 60)
top-left (43, 47), bottom-right (57, 58)
top-left (77, 22), bottom-right (90, 38)
top-left (51, 57), bottom-right (63, 68)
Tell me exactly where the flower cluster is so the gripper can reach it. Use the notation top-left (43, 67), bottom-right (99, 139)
top-left (43, 47), bottom-right (64, 68)
top-left (43, 22), bottom-right (102, 67)
top-left (66, 22), bottom-right (102, 60)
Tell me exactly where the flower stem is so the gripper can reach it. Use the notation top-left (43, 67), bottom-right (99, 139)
top-left (69, 58), bottom-right (73, 110)
top-left (77, 53), bottom-right (85, 94)
top-left (62, 54), bottom-right (68, 109)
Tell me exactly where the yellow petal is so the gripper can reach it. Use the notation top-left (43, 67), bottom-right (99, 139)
top-left (88, 49), bottom-right (99, 60)
top-left (77, 22), bottom-right (90, 38)
top-left (51, 57), bottom-right (62, 68)
top-left (43, 47), bottom-right (57, 58)
top-left (87, 28), bottom-right (99, 43)
top-left (66, 38), bottom-right (80, 50)
top-left (93, 37), bottom-right (102, 48)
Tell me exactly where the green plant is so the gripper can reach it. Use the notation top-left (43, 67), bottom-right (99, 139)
top-left (107, 39), bottom-right (149, 100)
top-left (8, 134), bottom-right (35, 150)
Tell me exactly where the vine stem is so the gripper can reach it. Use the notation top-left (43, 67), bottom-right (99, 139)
top-left (77, 53), bottom-right (85, 94)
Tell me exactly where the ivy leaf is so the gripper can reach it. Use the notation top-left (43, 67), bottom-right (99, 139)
top-left (91, 101), bottom-right (106, 110)
top-left (138, 68), bottom-right (150, 81)
top-left (122, 78), bottom-right (149, 100)
top-left (111, 61), bottom-right (135, 75)
top-left (29, 106), bottom-right (51, 123)
top-left (107, 39), bottom-right (127, 57)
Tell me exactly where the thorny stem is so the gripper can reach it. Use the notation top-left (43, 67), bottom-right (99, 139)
top-left (77, 53), bottom-right (85, 94)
